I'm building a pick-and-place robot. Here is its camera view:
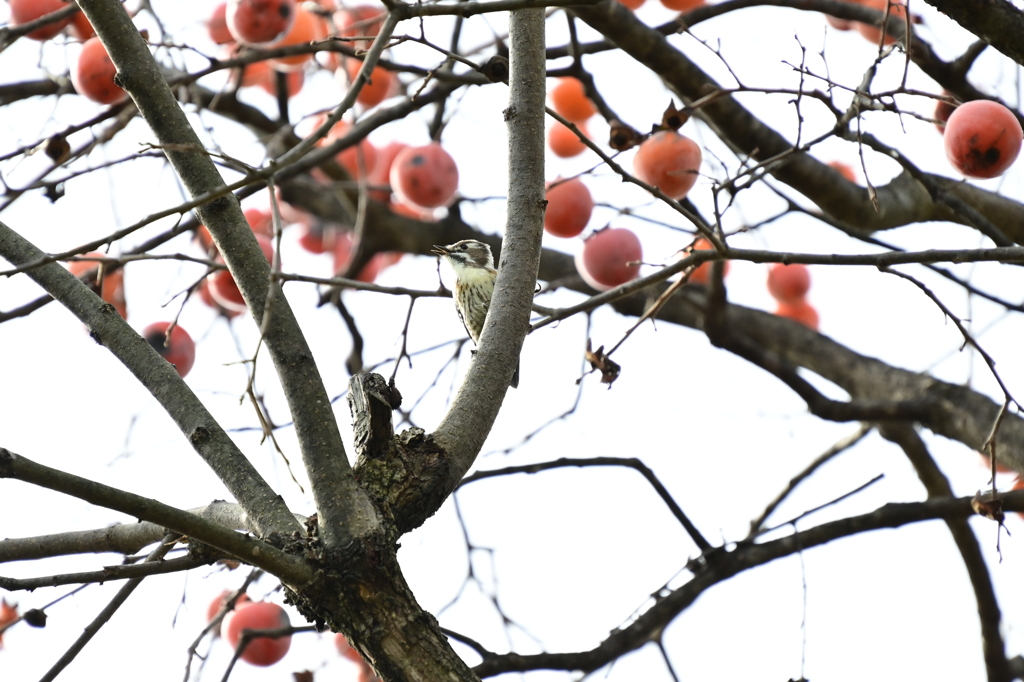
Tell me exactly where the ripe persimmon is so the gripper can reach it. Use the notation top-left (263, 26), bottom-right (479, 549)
top-left (366, 141), bottom-right (407, 202)
top-left (208, 233), bottom-right (275, 312)
top-left (550, 78), bottom-right (596, 123)
top-left (206, 591), bottom-right (251, 636)
top-left (0, 599), bottom-right (18, 646)
top-left (686, 237), bottom-right (729, 285)
top-left (208, 3), bottom-right (234, 45)
top-left (576, 228), bottom-right (642, 291)
top-left (67, 253), bottom-right (127, 318)
top-left (316, 118), bottom-right (379, 179)
top-left (67, 7), bottom-right (94, 40)
top-left (775, 300), bottom-right (819, 331)
top-left (10, 0), bottom-right (71, 41)
top-left (195, 208), bottom-right (274, 253)
top-left (855, 0), bottom-right (907, 45)
top-left (223, 601), bottom-right (291, 667)
top-left (334, 633), bottom-right (364, 662)
top-left (331, 232), bottom-right (395, 283)
top-left (767, 263), bottom-right (811, 303)
top-left (934, 94), bottom-right (956, 134)
top-left (943, 100), bottom-right (1023, 179)
top-left (823, 0), bottom-right (858, 30)
top-left (226, 0), bottom-right (296, 44)
top-left (544, 177), bottom-right (593, 238)
top-left (659, 0), bottom-right (704, 11)
top-left (297, 222), bottom-right (335, 254)
top-left (267, 4), bottom-right (324, 70)
top-left (548, 119), bottom-right (588, 158)
top-left (345, 60), bottom-right (394, 108)
top-left (979, 453), bottom-right (1016, 476)
top-left (73, 37), bottom-right (124, 105)
top-left (142, 322), bottom-right (196, 378)
top-left (827, 160), bottom-right (857, 183)
top-left (334, 4), bottom-right (384, 45)
top-left (633, 130), bottom-right (701, 200)
top-left (390, 143), bottom-right (459, 209)
top-left (197, 279), bottom-right (242, 318)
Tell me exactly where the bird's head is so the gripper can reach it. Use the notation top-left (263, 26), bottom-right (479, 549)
top-left (432, 239), bottom-right (495, 270)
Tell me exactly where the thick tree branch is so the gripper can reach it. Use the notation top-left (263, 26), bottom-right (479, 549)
top-left (432, 8), bottom-right (546, 489)
top-left (38, 533), bottom-right (176, 682)
top-left (78, 0), bottom-right (373, 549)
top-left (570, 0), bottom-right (1024, 243)
top-left (0, 501), bottom-right (305, 564)
top-left (459, 457), bottom-right (712, 552)
top-left (0, 222), bottom-right (300, 538)
top-left (0, 555), bottom-right (209, 591)
top-left (0, 448), bottom-right (313, 586)
top-left (475, 489), bottom-right (1024, 677)
top-left (922, 0), bottom-right (1024, 68)
top-left (260, 184), bottom-right (1024, 478)
top-left (879, 423), bottom-right (1010, 682)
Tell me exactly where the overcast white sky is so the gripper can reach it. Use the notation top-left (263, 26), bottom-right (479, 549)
top-left (3, 1), bottom-right (1024, 681)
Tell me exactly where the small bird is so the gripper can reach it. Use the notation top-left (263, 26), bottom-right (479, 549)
top-left (432, 239), bottom-right (519, 388)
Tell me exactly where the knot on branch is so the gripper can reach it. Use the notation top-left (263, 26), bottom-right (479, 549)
top-left (348, 373), bottom-right (397, 462)
top-left (351, 425), bottom-right (451, 535)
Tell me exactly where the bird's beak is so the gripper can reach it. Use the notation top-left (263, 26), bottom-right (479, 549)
top-left (431, 245), bottom-right (449, 256)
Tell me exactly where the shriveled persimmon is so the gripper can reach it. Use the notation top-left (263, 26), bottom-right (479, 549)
top-left (943, 100), bottom-right (1023, 179)
top-left (633, 130), bottom-right (702, 200)
top-left (544, 177), bottom-right (594, 238)
top-left (390, 143), bottom-right (459, 209)
top-left (576, 228), bottom-right (642, 291)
